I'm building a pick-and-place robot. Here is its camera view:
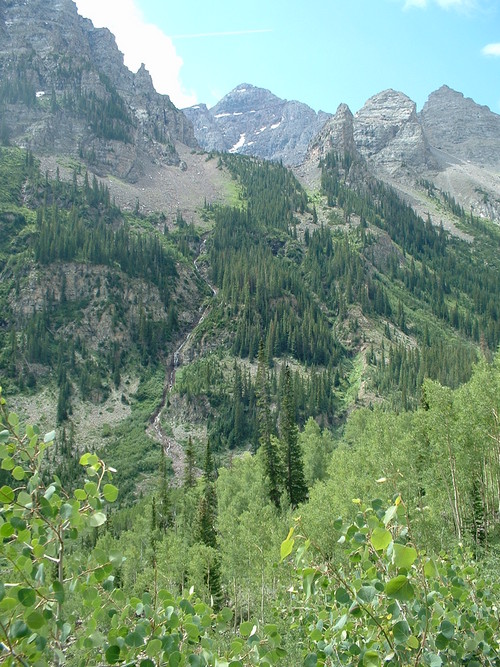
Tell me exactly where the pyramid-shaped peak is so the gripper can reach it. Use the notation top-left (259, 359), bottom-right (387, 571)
top-left (357, 89), bottom-right (416, 114)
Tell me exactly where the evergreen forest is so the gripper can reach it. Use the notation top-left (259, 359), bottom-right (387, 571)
top-left (0, 143), bottom-right (499, 666)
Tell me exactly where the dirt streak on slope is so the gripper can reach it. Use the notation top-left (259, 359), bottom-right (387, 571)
top-left (146, 238), bottom-right (216, 484)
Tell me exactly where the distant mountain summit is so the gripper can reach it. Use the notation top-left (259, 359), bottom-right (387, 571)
top-left (305, 86), bottom-right (500, 223)
top-left (2, 1), bottom-right (499, 221)
top-left (0, 0), bottom-right (197, 181)
top-left (183, 84), bottom-right (330, 166)
top-left (352, 89), bottom-right (434, 175)
top-left (419, 85), bottom-right (500, 166)
top-left (307, 103), bottom-right (357, 163)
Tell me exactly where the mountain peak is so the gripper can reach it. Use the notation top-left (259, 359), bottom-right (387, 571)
top-left (184, 84), bottom-right (330, 166)
top-left (420, 84), bottom-right (500, 165)
top-left (357, 89), bottom-right (416, 116)
top-left (351, 88), bottom-right (429, 174)
top-left (234, 83), bottom-right (258, 92)
top-left (308, 103), bottom-right (356, 163)
top-left (0, 0), bottom-right (197, 180)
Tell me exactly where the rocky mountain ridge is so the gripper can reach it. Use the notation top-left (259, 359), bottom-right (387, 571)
top-left (1, 0), bottom-right (499, 222)
top-left (183, 83), bottom-right (330, 166)
top-left (420, 85), bottom-right (500, 166)
top-left (0, 0), bottom-right (197, 181)
top-left (1, 0), bottom-right (499, 509)
top-left (189, 83), bottom-right (500, 222)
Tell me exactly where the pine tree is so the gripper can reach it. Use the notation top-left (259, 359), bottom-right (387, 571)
top-left (196, 441), bottom-right (217, 548)
top-left (196, 440), bottom-right (222, 608)
top-left (183, 436), bottom-right (196, 490)
top-left (231, 362), bottom-right (245, 448)
top-left (280, 365), bottom-right (308, 507)
top-left (158, 447), bottom-right (171, 532)
top-left (256, 340), bottom-right (281, 508)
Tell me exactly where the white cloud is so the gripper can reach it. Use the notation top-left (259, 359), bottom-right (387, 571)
top-left (74, 0), bottom-right (197, 108)
top-left (482, 43), bottom-right (500, 56)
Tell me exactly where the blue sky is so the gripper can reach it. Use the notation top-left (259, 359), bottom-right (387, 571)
top-left (75, 0), bottom-right (500, 114)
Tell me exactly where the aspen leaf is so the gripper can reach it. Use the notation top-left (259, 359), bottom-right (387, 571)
top-left (26, 611), bottom-right (45, 630)
top-left (385, 575), bottom-right (414, 601)
top-left (89, 511), bottom-right (106, 527)
top-left (280, 527), bottom-right (295, 560)
top-left (43, 430), bottom-right (55, 443)
top-left (363, 650), bottom-right (381, 666)
top-left (383, 504), bottom-right (397, 526)
top-left (370, 527), bottom-right (392, 551)
top-left (393, 543), bottom-right (417, 569)
top-left (18, 588), bottom-right (36, 607)
top-left (103, 483), bottom-right (119, 502)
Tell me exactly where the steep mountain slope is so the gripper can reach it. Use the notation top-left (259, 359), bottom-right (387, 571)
top-left (1, 0), bottom-right (499, 505)
top-left (418, 85), bottom-right (500, 222)
top-left (301, 87), bottom-right (500, 227)
top-left (0, 0), bottom-right (196, 181)
top-left (1, 5), bottom-right (499, 662)
top-left (191, 83), bottom-right (500, 224)
top-left (420, 85), bottom-right (500, 166)
top-left (183, 83), bottom-right (330, 166)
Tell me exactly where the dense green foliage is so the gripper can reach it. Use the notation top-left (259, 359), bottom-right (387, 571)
top-left (210, 167), bottom-right (338, 365)
top-left (1, 352), bottom-right (499, 665)
top-left (281, 496), bottom-right (500, 666)
top-left (0, 148), bottom-right (182, 425)
top-left (1, 139), bottom-right (500, 665)
top-left (2, 43), bottom-right (500, 666)
top-left (321, 152), bottom-right (500, 351)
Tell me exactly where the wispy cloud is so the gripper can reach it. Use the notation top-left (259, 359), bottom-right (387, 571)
top-left (403, 0), bottom-right (477, 9)
top-left (171, 29), bottom-right (273, 40)
top-left (482, 43), bottom-right (500, 56)
top-left (74, 0), bottom-right (196, 107)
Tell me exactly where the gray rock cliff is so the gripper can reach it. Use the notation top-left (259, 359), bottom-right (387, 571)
top-left (353, 89), bottom-right (434, 175)
top-left (308, 103), bottom-right (357, 162)
top-left (184, 83), bottom-right (330, 166)
top-left (0, 0), bottom-right (197, 180)
top-left (419, 85), bottom-right (500, 166)
top-left (306, 86), bottom-right (500, 223)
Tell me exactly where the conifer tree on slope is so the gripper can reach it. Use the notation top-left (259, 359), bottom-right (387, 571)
top-left (196, 440), bottom-right (223, 607)
top-left (256, 340), bottom-right (281, 508)
top-left (280, 364), bottom-right (308, 507)
top-left (158, 446), bottom-right (171, 532)
top-left (197, 440), bottom-right (217, 548)
top-left (183, 435), bottom-right (197, 490)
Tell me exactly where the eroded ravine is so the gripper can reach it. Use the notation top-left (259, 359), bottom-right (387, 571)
top-left (147, 238), bottom-right (217, 484)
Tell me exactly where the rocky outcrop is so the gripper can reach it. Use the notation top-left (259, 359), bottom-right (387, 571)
top-left (419, 85), bottom-right (500, 166)
top-left (183, 83), bottom-right (330, 166)
top-left (308, 103), bottom-right (357, 162)
top-left (353, 89), bottom-right (434, 175)
top-left (180, 103), bottom-right (226, 153)
top-left (0, 0), bottom-right (197, 180)
top-left (305, 86), bottom-right (500, 224)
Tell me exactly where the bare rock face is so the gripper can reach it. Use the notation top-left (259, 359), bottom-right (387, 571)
top-left (305, 85), bottom-right (500, 224)
top-left (308, 103), bottom-right (357, 162)
top-left (184, 83), bottom-right (330, 166)
top-left (0, 0), bottom-right (197, 180)
top-left (419, 85), bottom-right (500, 166)
top-left (182, 103), bottom-right (227, 153)
top-left (353, 89), bottom-right (433, 175)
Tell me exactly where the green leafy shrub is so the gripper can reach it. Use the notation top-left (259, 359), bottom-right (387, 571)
top-left (280, 496), bottom-right (500, 666)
